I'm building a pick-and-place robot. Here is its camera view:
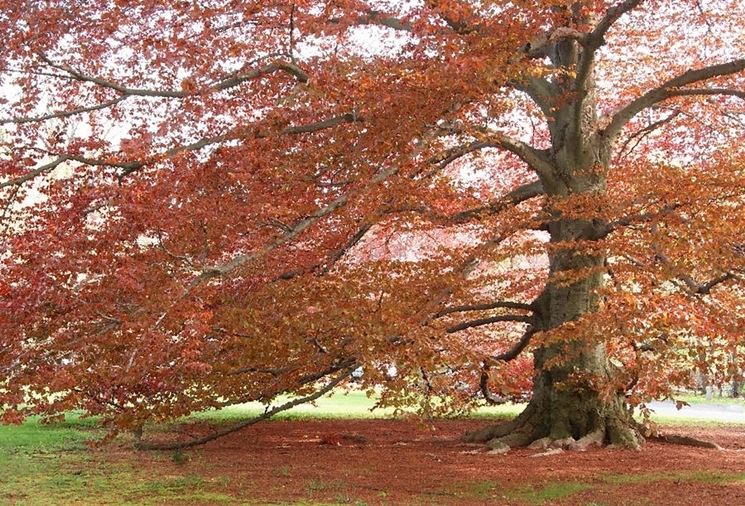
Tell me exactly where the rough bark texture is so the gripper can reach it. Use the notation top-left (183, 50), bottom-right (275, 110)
top-left (466, 216), bottom-right (642, 450)
top-left (466, 13), bottom-right (644, 448)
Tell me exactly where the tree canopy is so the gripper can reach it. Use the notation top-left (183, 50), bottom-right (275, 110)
top-left (1, 0), bottom-right (743, 449)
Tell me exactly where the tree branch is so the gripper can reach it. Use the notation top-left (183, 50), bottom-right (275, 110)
top-left (479, 325), bottom-right (540, 403)
top-left (136, 364), bottom-right (355, 450)
top-left (430, 133), bottom-right (553, 177)
top-left (352, 10), bottom-right (412, 31)
top-left (0, 97), bottom-right (127, 125)
top-left (489, 327), bottom-right (538, 363)
top-left (664, 87), bottom-right (745, 100)
top-left (589, 0), bottom-right (646, 46)
top-left (29, 113), bottom-right (361, 181)
top-left (38, 54), bottom-right (309, 100)
top-left (197, 164), bottom-right (398, 281)
top-left (446, 314), bottom-right (533, 334)
top-left (570, 0), bottom-right (645, 153)
top-left (435, 300), bottom-right (535, 318)
top-left (652, 230), bottom-right (740, 296)
top-left (693, 272), bottom-right (737, 295)
top-left (275, 221), bottom-right (373, 280)
top-left (617, 110), bottom-right (681, 158)
top-left (0, 156), bottom-right (69, 189)
top-left (447, 180), bottom-right (545, 224)
top-left (604, 58), bottom-right (745, 140)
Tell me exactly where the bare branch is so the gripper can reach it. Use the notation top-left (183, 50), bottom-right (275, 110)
top-left (430, 133), bottom-right (553, 177)
top-left (652, 232), bottom-right (739, 296)
top-left (478, 325), bottom-right (541, 403)
top-left (479, 368), bottom-right (509, 405)
top-left (589, 0), bottom-right (646, 46)
top-left (283, 112), bottom-right (361, 135)
top-left (696, 272), bottom-right (737, 294)
top-left (447, 180), bottom-right (545, 223)
top-left (601, 201), bottom-right (680, 237)
top-left (509, 76), bottom-right (558, 118)
top-left (38, 54), bottom-right (309, 100)
top-left (617, 110), bottom-right (681, 158)
top-left (214, 60), bottom-right (309, 89)
top-left (489, 327), bottom-right (538, 363)
top-left (664, 87), bottom-right (745, 100)
top-left (569, 0), bottom-right (646, 152)
top-left (276, 221), bottom-right (373, 280)
top-left (353, 10), bottom-right (412, 31)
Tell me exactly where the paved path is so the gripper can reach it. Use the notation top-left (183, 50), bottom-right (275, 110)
top-left (647, 400), bottom-right (745, 423)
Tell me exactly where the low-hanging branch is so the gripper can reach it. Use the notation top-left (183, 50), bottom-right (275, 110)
top-left (446, 180), bottom-right (545, 224)
top-left (479, 326), bottom-right (540, 404)
top-left (429, 131), bottom-right (553, 178)
top-left (651, 231), bottom-right (741, 296)
top-left (136, 364), bottom-right (357, 450)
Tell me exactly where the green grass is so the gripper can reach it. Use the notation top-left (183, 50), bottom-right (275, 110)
top-left (457, 471), bottom-right (745, 505)
top-left (0, 450), bottom-right (239, 505)
top-left (186, 389), bottom-right (523, 424)
top-left (506, 481), bottom-right (593, 504)
top-left (185, 390), bottom-right (524, 426)
top-left (0, 415), bottom-right (241, 505)
top-left (0, 412), bottom-right (97, 451)
top-left (185, 390), bottom-right (745, 427)
top-left (2, 390), bottom-right (744, 504)
top-left (671, 393), bottom-right (745, 407)
top-left (602, 470), bottom-right (745, 486)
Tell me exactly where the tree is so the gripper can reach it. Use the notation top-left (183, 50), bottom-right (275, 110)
top-left (1, 0), bottom-right (743, 450)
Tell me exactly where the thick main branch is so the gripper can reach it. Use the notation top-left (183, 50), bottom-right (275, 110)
top-left (605, 59), bottom-right (745, 140)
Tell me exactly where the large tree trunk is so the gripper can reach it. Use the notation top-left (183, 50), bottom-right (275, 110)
top-left (464, 24), bottom-right (648, 448)
top-left (527, 215), bottom-right (641, 447)
top-left (466, 216), bottom-right (642, 449)
top-left (467, 147), bottom-right (642, 449)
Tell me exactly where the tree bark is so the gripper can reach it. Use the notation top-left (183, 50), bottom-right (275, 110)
top-left (466, 214), bottom-right (642, 449)
top-left (467, 131), bottom-right (642, 449)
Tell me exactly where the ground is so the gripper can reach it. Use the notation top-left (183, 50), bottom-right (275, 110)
top-left (2, 393), bottom-right (744, 505)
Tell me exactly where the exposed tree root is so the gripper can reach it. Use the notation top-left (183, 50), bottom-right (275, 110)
top-left (464, 402), bottom-right (643, 452)
top-left (650, 434), bottom-right (722, 450)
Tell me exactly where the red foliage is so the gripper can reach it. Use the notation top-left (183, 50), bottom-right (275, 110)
top-left (0, 1), bottom-right (743, 432)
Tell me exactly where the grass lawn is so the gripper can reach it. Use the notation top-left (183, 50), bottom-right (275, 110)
top-left (671, 393), bottom-right (745, 407)
top-left (0, 392), bottom-right (516, 505)
top-left (1, 391), bottom-right (743, 505)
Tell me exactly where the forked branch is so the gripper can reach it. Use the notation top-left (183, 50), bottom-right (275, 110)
top-left (604, 58), bottom-right (745, 140)
top-left (430, 133), bottom-right (553, 177)
top-left (38, 54), bottom-right (308, 99)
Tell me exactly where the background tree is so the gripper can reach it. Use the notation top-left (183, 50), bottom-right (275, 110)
top-left (1, 0), bottom-right (743, 450)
